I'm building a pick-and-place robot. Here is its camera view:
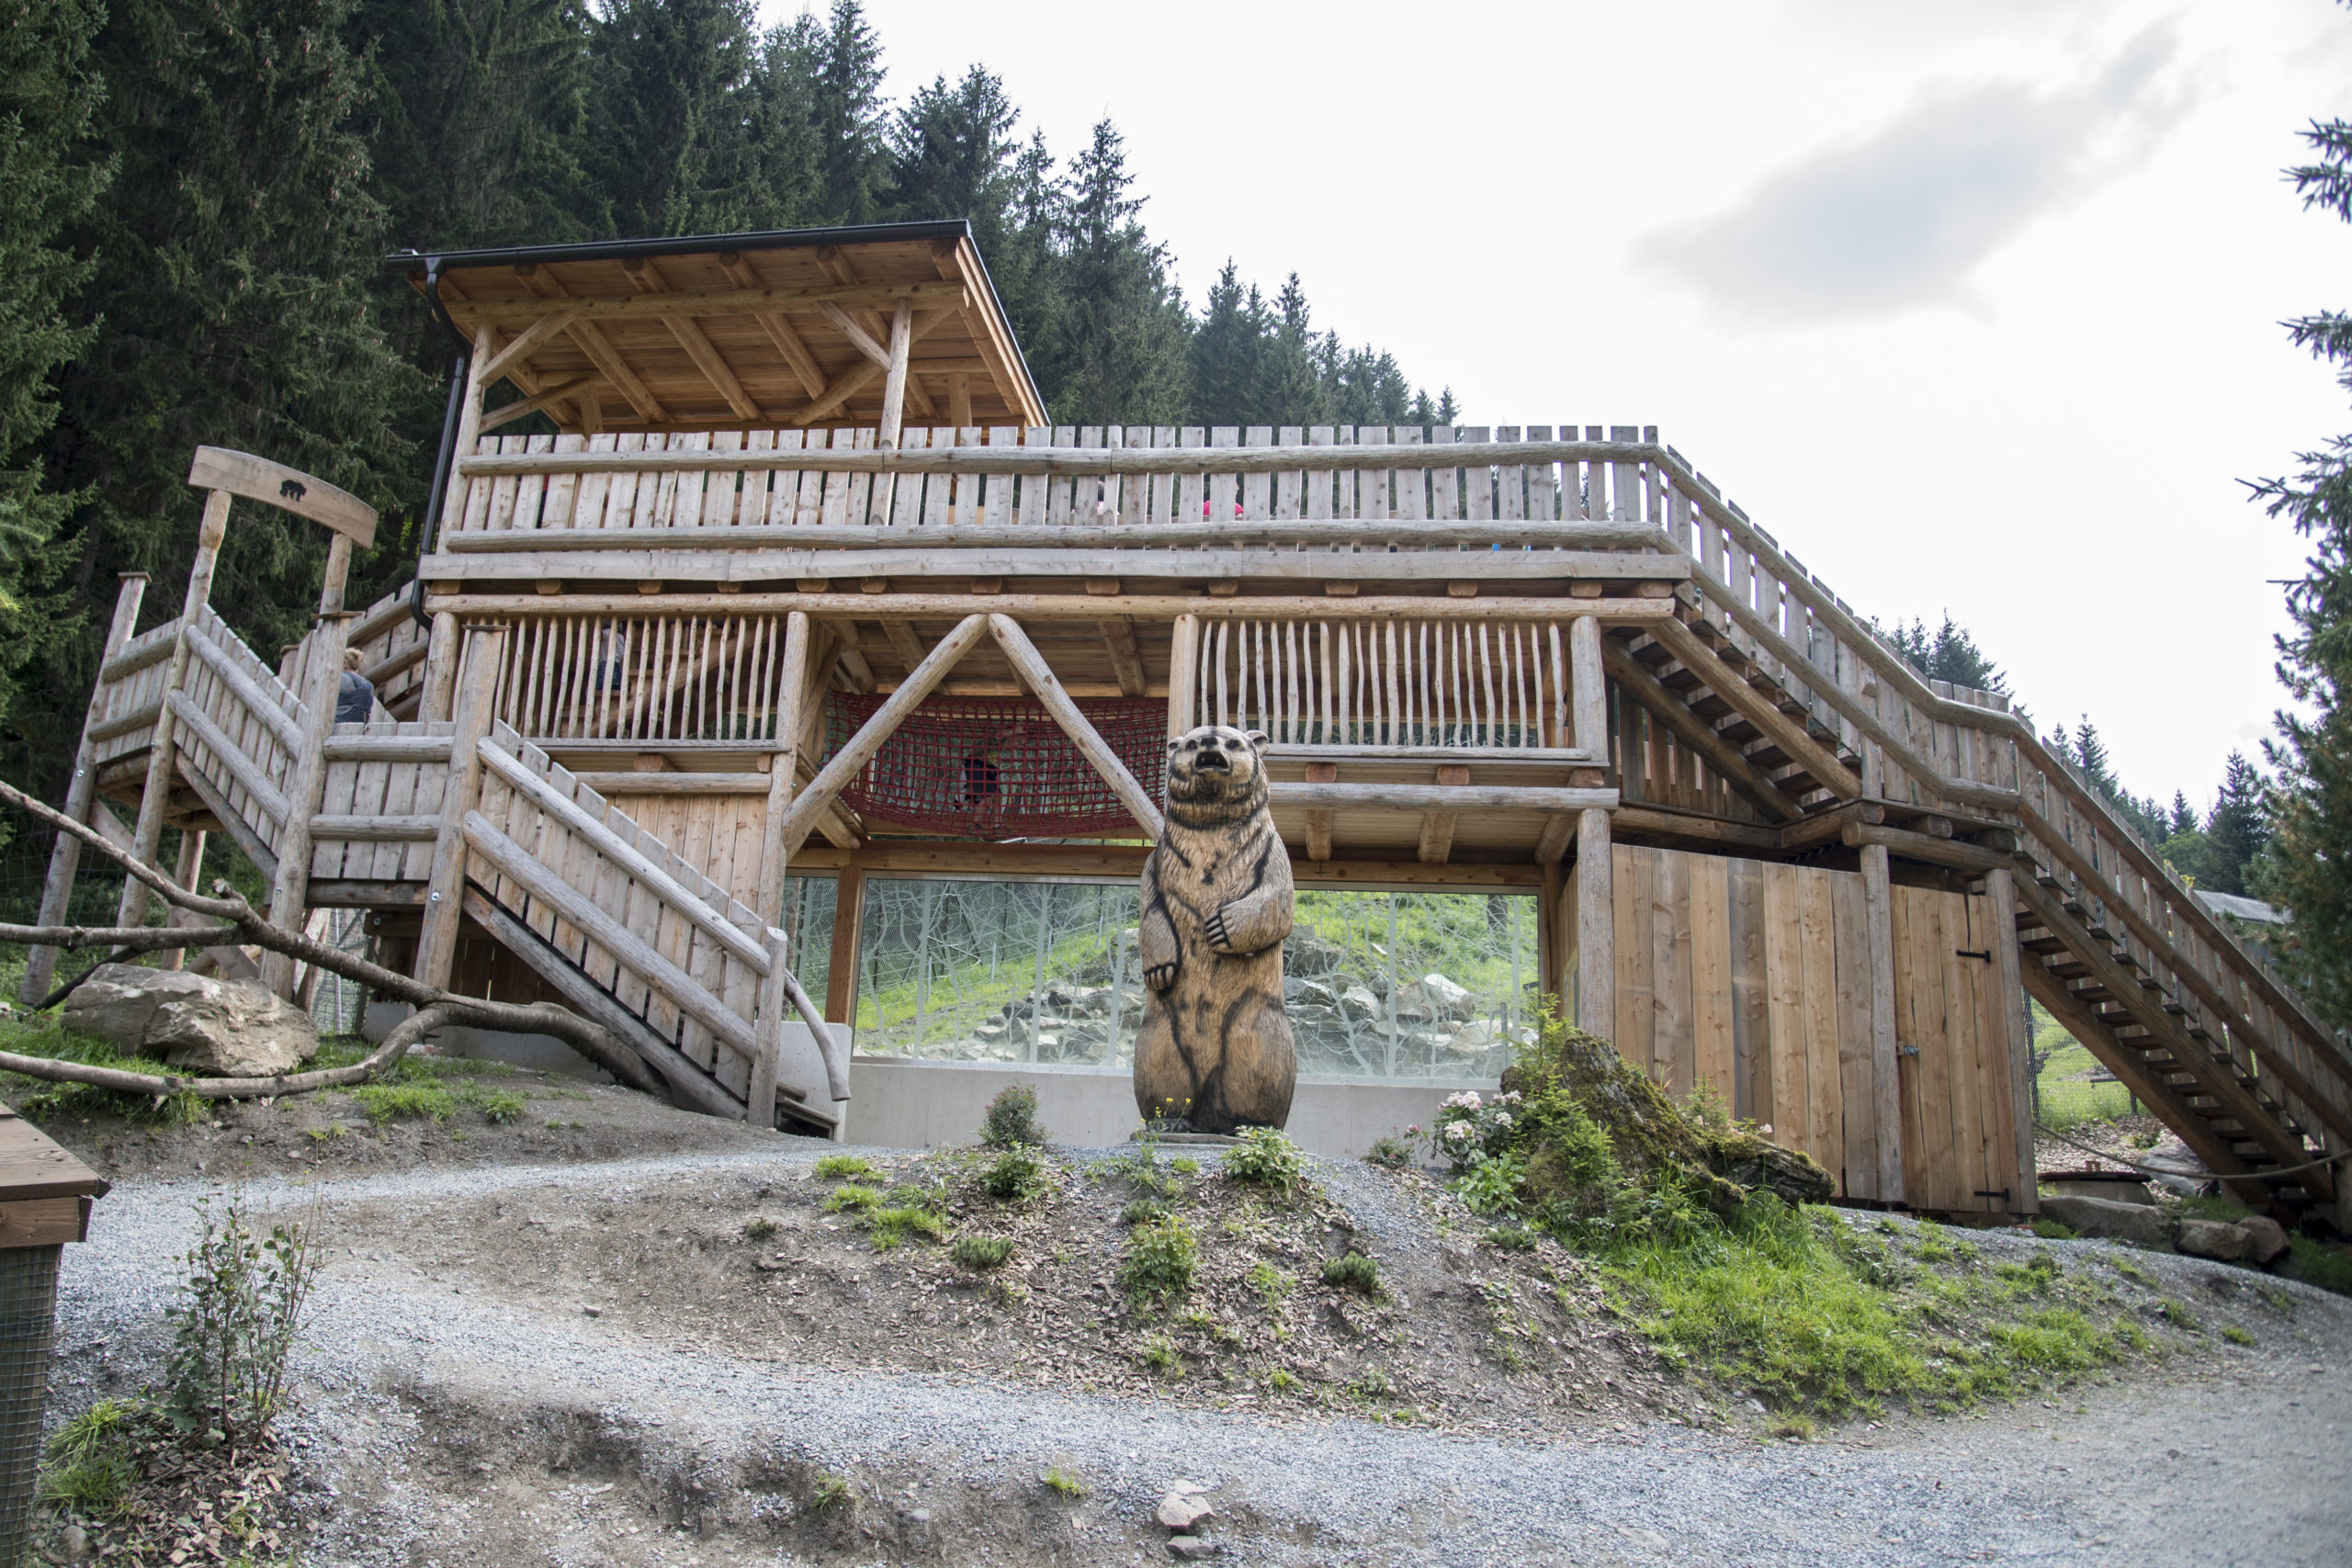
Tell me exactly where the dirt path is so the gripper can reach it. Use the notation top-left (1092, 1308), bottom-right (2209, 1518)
top-left (46, 1142), bottom-right (2352, 1567)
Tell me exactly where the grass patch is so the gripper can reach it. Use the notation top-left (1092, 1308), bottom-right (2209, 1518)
top-left (1118, 1214), bottom-right (1198, 1306)
top-left (40, 1398), bottom-right (138, 1514)
top-left (741, 1215), bottom-right (779, 1241)
top-left (2282, 1236), bottom-right (2352, 1298)
top-left (464, 1088), bottom-right (527, 1124)
top-left (1483, 1224), bottom-right (1539, 1251)
top-left (345, 1082), bottom-right (456, 1124)
top-left (813, 1154), bottom-right (879, 1181)
top-left (1265, 1368), bottom-right (1301, 1393)
top-left (1040, 1465), bottom-right (1086, 1498)
top-left (1247, 1259), bottom-right (1290, 1314)
top-left (2222, 1325), bottom-right (2257, 1347)
top-left (2029, 1218), bottom-right (2077, 1240)
top-left (1768, 1415), bottom-right (1815, 1440)
top-left (868, 1205), bottom-right (946, 1253)
top-left (952, 1234), bottom-right (1014, 1269)
top-left (1135, 1333), bottom-right (1182, 1377)
top-left (809, 1473), bottom-right (852, 1512)
top-left (824, 1183), bottom-right (881, 1214)
top-left (1169, 1156), bottom-right (1200, 1176)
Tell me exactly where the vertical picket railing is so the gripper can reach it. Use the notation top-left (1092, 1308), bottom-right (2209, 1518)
top-left (485, 610), bottom-right (797, 743)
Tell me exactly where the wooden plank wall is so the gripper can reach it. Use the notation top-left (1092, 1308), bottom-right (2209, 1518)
top-left (1588, 843), bottom-right (2016, 1213)
top-left (599, 792), bottom-right (767, 914)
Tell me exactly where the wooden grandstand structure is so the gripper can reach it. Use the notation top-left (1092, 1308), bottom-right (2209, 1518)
top-left (27, 221), bottom-right (2352, 1221)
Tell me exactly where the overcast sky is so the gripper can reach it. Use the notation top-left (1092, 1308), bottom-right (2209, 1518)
top-left (775, 0), bottom-right (2352, 813)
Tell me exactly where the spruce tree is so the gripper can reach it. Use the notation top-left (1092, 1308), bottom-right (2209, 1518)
top-left (2250, 110), bottom-right (2352, 1025)
top-left (0, 0), bottom-right (111, 747)
top-left (583, 0), bottom-right (763, 237)
top-left (1189, 262), bottom-right (1268, 428)
top-left (1035, 119), bottom-right (1188, 426)
top-left (802, 0), bottom-right (886, 226)
top-left (28, 0), bottom-right (423, 800)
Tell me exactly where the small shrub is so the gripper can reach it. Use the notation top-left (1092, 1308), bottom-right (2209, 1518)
top-left (1322, 1250), bottom-right (1382, 1295)
top-left (1169, 1156), bottom-right (1201, 1176)
top-left (980, 1083), bottom-right (1045, 1148)
top-left (826, 1183), bottom-right (881, 1214)
top-left (1135, 1334), bottom-right (1182, 1376)
top-left (1483, 1224), bottom-right (1539, 1252)
top-left (741, 1216), bottom-right (779, 1241)
top-left (814, 1154), bottom-right (879, 1181)
top-left (469, 1089), bottom-right (527, 1124)
top-left (163, 1195), bottom-right (322, 1442)
top-left (2029, 1218), bottom-right (2077, 1240)
top-left (2222, 1325), bottom-right (2256, 1347)
top-left (1430, 1089), bottom-right (1526, 1171)
top-left (809, 1473), bottom-right (852, 1512)
top-left (952, 1235), bottom-right (1014, 1269)
top-left (347, 1082), bottom-right (455, 1124)
top-left (1365, 1132), bottom-right (1417, 1170)
top-left (1265, 1368), bottom-right (1301, 1393)
top-left (1119, 1215), bottom-right (1199, 1305)
top-left (1453, 1151), bottom-right (1526, 1216)
top-left (1224, 1127), bottom-right (1307, 1196)
top-left (980, 1145), bottom-right (1050, 1201)
top-left (1041, 1465), bottom-right (1086, 1498)
top-left (1119, 1198), bottom-right (1170, 1226)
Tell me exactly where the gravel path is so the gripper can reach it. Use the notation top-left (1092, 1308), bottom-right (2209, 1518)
top-left (50, 1148), bottom-right (2352, 1567)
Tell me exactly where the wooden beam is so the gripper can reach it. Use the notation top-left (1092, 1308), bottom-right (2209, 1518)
top-left (119, 489), bottom-right (231, 930)
top-left (1841, 821), bottom-right (2011, 872)
top-left (438, 592), bottom-right (1683, 626)
top-left (477, 310), bottom-right (577, 389)
top-left (1984, 866), bottom-right (2039, 1216)
top-left (1534, 813), bottom-right (1575, 863)
top-left (1417, 763), bottom-right (1469, 864)
top-left (1271, 784), bottom-right (1619, 812)
top-left (987, 614), bottom-right (1165, 841)
top-left (560, 317), bottom-right (666, 424)
top-left (756, 610), bottom-right (813, 929)
top-left (1645, 616), bottom-right (1860, 800)
top-left (1304, 761), bottom-right (1336, 862)
top-left (718, 252), bottom-right (826, 400)
top-left (777, 614), bottom-right (989, 846)
top-left (1609, 804), bottom-right (1780, 851)
top-left (454, 277), bottom-right (967, 324)
top-left (1100, 617), bottom-right (1146, 696)
top-left (412, 625), bottom-right (505, 989)
top-left (480, 377), bottom-right (594, 434)
top-left (187, 447), bottom-right (377, 547)
top-left (879, 618), bottom-right (926, 671)
top-left (789, 309), bottom-right (954, 427)
top-left (1575, 808), bottom-right (1613, 1036)
top-left (259, 610), bottom-right (356, 997)
top-left (820, 301), bottom-right (891, 369)
top-left (877, 299), bottom-right (914, 450)
top-left (1859, 842), bottom-right (1905, 1205)
top-left (1569, 615), bottom-right (1606, 756)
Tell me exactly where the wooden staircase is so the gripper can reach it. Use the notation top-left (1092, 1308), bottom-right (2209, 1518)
top-left (55, 588), bottom-right (837, 1134)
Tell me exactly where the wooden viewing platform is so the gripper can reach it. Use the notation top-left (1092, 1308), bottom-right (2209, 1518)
top-left (26, 221), bottom-right (2352, 1224)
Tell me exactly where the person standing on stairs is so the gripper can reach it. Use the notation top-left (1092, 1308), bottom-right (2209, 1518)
top-left (336, 646), bottom-right (375, 725)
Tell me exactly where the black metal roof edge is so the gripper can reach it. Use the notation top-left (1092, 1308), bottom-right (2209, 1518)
top-left (382, 216), bottom-right (1045, 421)
top-left (380, 218), bottom-right (974, 276)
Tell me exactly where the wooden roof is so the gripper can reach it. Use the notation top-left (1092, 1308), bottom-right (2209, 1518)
top-left (396, 222), bottom-right (1047, 435)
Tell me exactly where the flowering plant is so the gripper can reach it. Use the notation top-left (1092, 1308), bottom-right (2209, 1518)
top-left (1428, 1089), bottom-right (1523, 1173)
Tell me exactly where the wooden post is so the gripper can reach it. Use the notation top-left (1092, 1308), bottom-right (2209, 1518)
top-left (420, 610), bottom-right (459, 722)
top-left (947, 372), bottom-right (973, 434)
top-left (439, 321), bottom-right (497, 534)
top-left (155, 829), bottom-right (208, 973)
top-left (260, 610), bottom-right (355, 996)
top-left (1304, 761), bottom-right (1337, 862)
top-left (1984, 865), bottom-right (2038, 1214)
top-left (413, 624), bottom-right (506, 990)
top-left (1167, 614), bottom-right (1202, 739)
top-left (755, 611), bottom-right (813, 928)
top-left (318, 534), bottom-right (354, 615)
top-left (23, 572), bottom-right (150, 1003)
top-left (1569, 614), bottom-right (1606, 758)
top-left (1574, 807), bottom-right (1614, 1037)
top-left (876, 299), bottom-right (913, 450)
top-left (1860, 841), bottom-right (1906, 1204)
top-left (119, 490), bottom-right (232, 930)
top-left (824, 865), bottom-right (867, 1024)
top-left (1539, 857), bottom-right (1566, 1003)
top-left (744, 928), bottom-right (787, 1130)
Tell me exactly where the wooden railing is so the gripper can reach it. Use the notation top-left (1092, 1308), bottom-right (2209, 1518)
top-left (489, 609), bottom-right (797, 743)
top-left (1192, 615), bottom-right (1582, 756)
top-left (441, 423), bottom-right (1679, 538)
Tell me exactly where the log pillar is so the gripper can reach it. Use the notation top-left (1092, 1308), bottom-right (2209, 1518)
top-left (1574, 807), bottom-right (1614, 1038)
top-left (1860, 841), bottom-right (1906, 1205)
top-left (437, 321), bottom-right (496, 536)
top-left (1984, 865), bottom-right (2038, 1214)
top-left (155, 829), bottom-right (208, 974)
top-left (824, 865), bottom-right (867, 1024)
top-left (876, 299), bottom-right (913, 451)
top-left (420, 610), bottom-right (459, 723)
top-left (260, 610), bottom-right (356, 997)
top-left (23, 572), bottom-right (150, 1004)
top-left (119, 490), bottom-right (232, 930)
top-left (413, 624), bottom-right (506, 990)
top-left (1568, 614), bottom-right (1606, 758)
top-left (1167, 614), bottom-right (1202, 739)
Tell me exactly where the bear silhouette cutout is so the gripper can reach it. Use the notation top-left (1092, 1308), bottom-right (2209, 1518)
top-left (1134, 724), bottom-right (1295, 1134)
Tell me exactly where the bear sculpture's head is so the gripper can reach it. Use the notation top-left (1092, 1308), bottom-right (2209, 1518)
top-left (1164, 725), bottom-right (1270, 829)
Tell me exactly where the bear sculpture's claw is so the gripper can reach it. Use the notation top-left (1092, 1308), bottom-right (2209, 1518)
top-left (1143, 962), bottom-right (1180, 992)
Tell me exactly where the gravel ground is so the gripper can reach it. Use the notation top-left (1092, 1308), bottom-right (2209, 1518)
top-left (46, 1144), bottom-right (2352, 1568)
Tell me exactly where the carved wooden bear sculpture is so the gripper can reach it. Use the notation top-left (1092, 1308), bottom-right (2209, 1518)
top-left (1134, 724), bottom-right (1296, 1134)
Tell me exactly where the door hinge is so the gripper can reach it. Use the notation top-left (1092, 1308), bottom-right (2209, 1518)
top-left (1955, 948), bottom-right (1993, 963)
top-left (1973, 1189), bottom-right (2012, 1201)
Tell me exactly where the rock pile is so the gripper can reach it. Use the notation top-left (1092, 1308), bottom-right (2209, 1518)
top-left (2036, 1192), bottom-right (2294, 1265)
top-left (61, 963), bottom-right (320, 1077)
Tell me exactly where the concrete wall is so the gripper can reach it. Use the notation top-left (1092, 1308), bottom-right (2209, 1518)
top-left (836, 1055), bottom-right (1495, 1157)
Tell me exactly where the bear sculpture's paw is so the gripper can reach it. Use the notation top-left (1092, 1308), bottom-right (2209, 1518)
top-left (1204, 908), bottom-right (1233, 952)
top-left (1143, 962), bottom-right (1180, 992)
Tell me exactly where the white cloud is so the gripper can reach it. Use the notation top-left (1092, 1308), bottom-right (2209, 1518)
top-left (1637, 25), bottom-right (2187, 323)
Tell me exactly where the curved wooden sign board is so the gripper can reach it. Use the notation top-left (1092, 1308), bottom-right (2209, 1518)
top-left (187, 446), bottom-right (377, 548)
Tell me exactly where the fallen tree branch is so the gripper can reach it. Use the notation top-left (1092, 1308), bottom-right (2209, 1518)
top-left (0, 776), bottom-right (670, 1105)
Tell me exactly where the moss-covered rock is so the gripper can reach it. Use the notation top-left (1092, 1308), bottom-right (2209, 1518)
top-left (1502, 1023), bottom-right (1833, 1216)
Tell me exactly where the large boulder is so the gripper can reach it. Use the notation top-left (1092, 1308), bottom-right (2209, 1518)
top-left (62, 963), bottom-right (319, 1077)
top-left (2176, 1218), bottom-right (2254, 1264)
top-left (2038, 1194), bottom-right (2172, 1248)
top-left (2238, 1213), bottom-right (2293, 1266)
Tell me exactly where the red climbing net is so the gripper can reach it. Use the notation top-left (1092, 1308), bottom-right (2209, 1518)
top-left (826, 694), bottom-right (1166, 840)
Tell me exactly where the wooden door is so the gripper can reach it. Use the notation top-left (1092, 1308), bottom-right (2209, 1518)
top-left (1892, 884), bottom-right (2021, 1214)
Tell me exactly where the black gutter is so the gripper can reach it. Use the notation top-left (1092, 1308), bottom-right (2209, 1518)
top-left (380, 219), bottom-right (976, 287)
top-left (410, 257), bottom-right (472, 626)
